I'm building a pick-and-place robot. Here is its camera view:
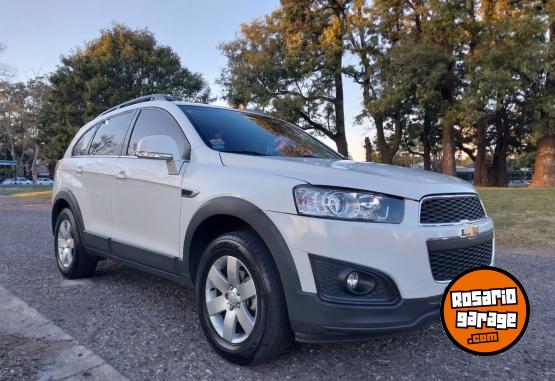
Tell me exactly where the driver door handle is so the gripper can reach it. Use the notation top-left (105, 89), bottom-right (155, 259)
top-left (76, 166), bottom-right (83, 174)
top-left (115, 170), bottom-right (127, 180)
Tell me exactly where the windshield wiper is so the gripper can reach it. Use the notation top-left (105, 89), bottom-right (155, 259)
top-left (220, 150), bottom-right (267, 156)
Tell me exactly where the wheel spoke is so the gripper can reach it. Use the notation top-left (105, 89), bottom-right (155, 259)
top-left (60, 221), bottom-right (69, 238)
top-left (236, 306), bottom-right (255, 336)
top-left (226, 256), bottom-right (240, 286)
top-left (206, 295), bottom-right (227, 316)
top-left (63, 248), bottom-right (71, 266)
top-left (223, 309), bottom-right (237, 341)
top-left (208, 267), bottom-right (228, 293)
top-left (238, 279), bottom-right (256, 300)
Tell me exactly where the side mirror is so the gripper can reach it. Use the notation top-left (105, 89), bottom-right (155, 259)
top-left (135, 135), bottom-right (181, 175)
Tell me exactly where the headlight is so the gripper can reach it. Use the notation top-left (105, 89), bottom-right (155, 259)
top-left (293, 185), bottom-right (404, 223)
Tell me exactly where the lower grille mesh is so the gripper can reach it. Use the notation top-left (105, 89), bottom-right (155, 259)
top-left (428, 240), bottom-right (493, 282)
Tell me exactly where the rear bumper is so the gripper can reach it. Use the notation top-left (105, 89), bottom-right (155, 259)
top-left (290, 292), bottom-right (441, 343)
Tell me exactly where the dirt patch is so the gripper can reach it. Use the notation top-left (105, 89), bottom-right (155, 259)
top-left (0, 334), bottom-right (71, 381)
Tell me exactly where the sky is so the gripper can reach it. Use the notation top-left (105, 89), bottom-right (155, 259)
top-left (0, 0), bottom-right (368, 160)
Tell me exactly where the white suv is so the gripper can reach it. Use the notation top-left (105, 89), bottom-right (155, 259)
top-left (52, 95), bottom-right (495, 364)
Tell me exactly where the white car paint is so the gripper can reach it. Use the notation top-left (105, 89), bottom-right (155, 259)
top-left (53, 99), bottom-right (494, 304)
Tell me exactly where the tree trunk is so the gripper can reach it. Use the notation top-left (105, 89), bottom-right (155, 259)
top-left (530, 17), bottom-right (555, 187)
top-left (487, 113), bottom-right (509, 187)
top-left (374, 114), bottom-right (403, 165)
top-left (421, 112), bottom-right (432, 171)
top-left (375, 116), bottom-right (393, 164)
top-left (31, 144), bottom-right (39, 183)
top-left (530, 135), bottom-right (555, 187)
top-left (364, 137), bottom-right (373, 162)
top-left (474, 118), bottom-right (489, 186)
top-left (441, 120), bottom-right (456, 176)
top-left (333, 46), bottom-right (348, 157)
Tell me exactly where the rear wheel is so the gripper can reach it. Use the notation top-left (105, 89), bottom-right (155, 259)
top-left (54, 208), bottom-right (97, 278)
top-left (196, 231), bottom-right (292, 364)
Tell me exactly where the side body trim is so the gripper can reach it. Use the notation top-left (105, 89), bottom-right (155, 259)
top-left (83, 232), bottom-right (191, 286)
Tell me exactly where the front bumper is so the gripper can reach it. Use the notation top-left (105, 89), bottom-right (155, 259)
top-left (291, 292), bottom-right (441, 343)
top-left (265, 199), bottom-right (494, 339)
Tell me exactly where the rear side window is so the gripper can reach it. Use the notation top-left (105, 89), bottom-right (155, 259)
top-left (72, 126), bottom-right (97, 156)
top-left (89, 112), bottom-right (134, 156)
top-left (127, 109), bottom-right (190, 159)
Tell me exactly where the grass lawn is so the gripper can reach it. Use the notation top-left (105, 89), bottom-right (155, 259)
top-left (0, 187), bottom-right (52, 199)
top-left (478, 188), bottom-right (555, 252)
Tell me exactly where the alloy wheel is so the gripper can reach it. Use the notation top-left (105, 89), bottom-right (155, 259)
top-left (57, 219), bottom-right (75, 269)
top-left (204, 255), bottom-right (258, 344)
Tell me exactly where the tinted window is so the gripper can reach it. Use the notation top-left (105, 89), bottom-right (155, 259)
top-left (127, 109), bottom-right (189, 159)
top-left (72, 126), bottom-right (97, 156)
top-left (89, 112), bottom-right (134, 156)
top-left (179, 106), bottom-right (341, 159)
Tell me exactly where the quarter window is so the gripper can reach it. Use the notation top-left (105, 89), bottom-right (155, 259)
top-left (72, 126), bottom-right (97, 156)
top-left (127, 109), bottom-right (190, 159)
top-left (89, 112), bottom-right (134, 156)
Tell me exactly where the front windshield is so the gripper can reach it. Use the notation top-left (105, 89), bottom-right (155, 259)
top-left (179, 105), bottom-right (341, 159)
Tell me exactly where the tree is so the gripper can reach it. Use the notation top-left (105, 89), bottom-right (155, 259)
top-left (0, 43), bottom-right (14, 80)
top-left (453, 0), bottom-right (547, 187)
top-left (346, 1), bottom-right (464, 170)
top-left (219, 0), bottom-right (353, 156)
top-left (0, 77), bottom-right (49, 179)
top-left (41, 24), bottom-right (211, 162)
top-left (345, 0), bottom-right (409, 165)
top-left (530, 0), bottom-right (555, 187)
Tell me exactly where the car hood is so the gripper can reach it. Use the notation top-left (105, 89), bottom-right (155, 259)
top-left (220, 154), bottom-right (475, 200)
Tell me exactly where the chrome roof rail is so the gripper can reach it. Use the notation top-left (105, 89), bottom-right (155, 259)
top-left (98, 94), bottom-right (175, 117)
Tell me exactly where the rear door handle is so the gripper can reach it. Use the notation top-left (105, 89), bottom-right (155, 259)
top-left (76, 166), bottom-right (83, 174)
top-left (115, 170), bottom-right (127, 180)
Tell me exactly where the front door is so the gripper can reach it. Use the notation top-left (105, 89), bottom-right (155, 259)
top-left (111, 108), bottom-right (191, 266)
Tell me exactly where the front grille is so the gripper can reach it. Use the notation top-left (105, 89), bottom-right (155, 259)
top-left (420, 195), bottom-right (485, 224)
top-left (428, 240), bottom-right (493, 282)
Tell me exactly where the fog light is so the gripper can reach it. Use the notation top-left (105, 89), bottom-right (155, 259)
top-left (345, 271), bottom-right (359, 292)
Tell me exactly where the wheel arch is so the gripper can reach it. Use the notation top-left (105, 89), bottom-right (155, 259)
top-left (183, 197), bottom-right (302, 306)
top-left (51, 190), bottom-right (85, 235)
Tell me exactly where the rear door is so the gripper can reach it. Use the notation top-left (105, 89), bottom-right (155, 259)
top-left (111, 108), bottom-right (190, 264)
top-left (76, 111), bottom-right (135, 240)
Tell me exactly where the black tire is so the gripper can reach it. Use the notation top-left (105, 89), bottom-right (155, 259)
top-left (54, 208), bottom-right (97, 279)
top-left (195, 231), bottom-right (292, 364)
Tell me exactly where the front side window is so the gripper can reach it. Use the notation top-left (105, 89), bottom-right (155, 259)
top-left (72, 126), bottom-right (97, 156)
top-left (179, 105), bottom-right (341, 159)
top-left (127, 109), bottom-right (190, 159)
top-left (89, 112), bottom-right (134, 156)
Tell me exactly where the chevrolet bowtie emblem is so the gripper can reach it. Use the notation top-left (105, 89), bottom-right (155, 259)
top-left (462, 225), bottom-right (479, 238)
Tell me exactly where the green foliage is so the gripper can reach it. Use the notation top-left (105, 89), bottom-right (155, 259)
top-left (0, 78), bottom-right (49, 177)
top-left (41, 24), bottom-right (211, 162)
top-left (219, 1), bottom-right (353, 154)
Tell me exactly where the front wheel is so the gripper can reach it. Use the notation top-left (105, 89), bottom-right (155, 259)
top-left (195, 231), bottom-right (292, 364)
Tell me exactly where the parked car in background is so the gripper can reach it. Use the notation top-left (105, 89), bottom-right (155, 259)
top-left (36, 177), bottom-right (54, 185)
top-left (2, 177), bottom-right (32, 185)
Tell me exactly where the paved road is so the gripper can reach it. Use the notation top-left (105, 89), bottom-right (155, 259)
top-left (0, 197), bottom-right (553, 380)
